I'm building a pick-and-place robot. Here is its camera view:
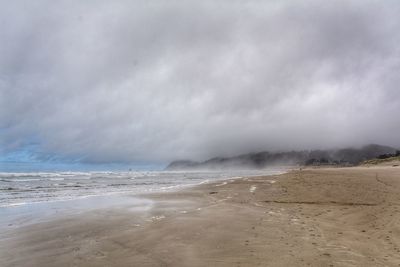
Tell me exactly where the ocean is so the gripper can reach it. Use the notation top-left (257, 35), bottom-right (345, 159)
top-left (0, 169), bottom-right (285, 208)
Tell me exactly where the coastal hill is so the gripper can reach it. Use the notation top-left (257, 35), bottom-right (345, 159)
top-left (165, 144), bottom-right (399, 170)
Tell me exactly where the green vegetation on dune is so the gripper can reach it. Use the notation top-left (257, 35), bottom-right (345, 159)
top-left (362, 156), bottom-right (400, 165)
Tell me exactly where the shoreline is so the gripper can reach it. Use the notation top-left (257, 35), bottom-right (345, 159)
top-left (1, 166), bottom-right (400, 266)
top-left (0, 168), bottom-right (286, 209)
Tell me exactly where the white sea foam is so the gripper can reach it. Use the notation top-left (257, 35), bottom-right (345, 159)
top-left (0, 202), bottom-right (28, 208)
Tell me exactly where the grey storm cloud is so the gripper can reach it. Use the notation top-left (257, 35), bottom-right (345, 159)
top-left (1, 0), bottom-right (400, 163)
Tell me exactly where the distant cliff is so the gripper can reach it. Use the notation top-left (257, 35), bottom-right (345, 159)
top-left (165, 144), bottom-right (398, 170)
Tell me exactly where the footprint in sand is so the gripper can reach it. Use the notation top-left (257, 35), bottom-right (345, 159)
top-left (149, 215), bottom-right (166, 222)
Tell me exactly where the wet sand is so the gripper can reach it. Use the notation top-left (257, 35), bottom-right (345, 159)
top-left (1, 167), bottom-right (400, 266)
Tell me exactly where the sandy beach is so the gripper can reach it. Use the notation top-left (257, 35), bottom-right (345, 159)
top-left (1, 166), bottom-right (400, 267)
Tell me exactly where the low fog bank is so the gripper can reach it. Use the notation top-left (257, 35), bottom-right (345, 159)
top-left (165, 144), bottom-right (399, 170)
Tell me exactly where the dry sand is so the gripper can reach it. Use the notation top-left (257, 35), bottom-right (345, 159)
top-left (1, 167), bottom-right (400, 266)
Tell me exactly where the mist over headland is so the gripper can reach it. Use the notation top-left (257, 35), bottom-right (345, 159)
top-left (1, 1), bottom-right (400, 166)
top-left (166, 144), bottom-right (399, 170)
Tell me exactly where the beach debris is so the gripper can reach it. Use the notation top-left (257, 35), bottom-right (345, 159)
top-left (250, 185), bottom-right (257, 193)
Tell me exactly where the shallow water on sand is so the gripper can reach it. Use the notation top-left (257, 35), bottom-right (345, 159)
top-left (0, 194), bottom-right (153, 230)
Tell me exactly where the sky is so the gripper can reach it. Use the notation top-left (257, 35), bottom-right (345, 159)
top-left (1, 0), bottom-right (400, 168)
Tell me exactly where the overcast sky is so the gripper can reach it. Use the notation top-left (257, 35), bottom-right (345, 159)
top-left (1, 0), bottom-right (400, 164)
